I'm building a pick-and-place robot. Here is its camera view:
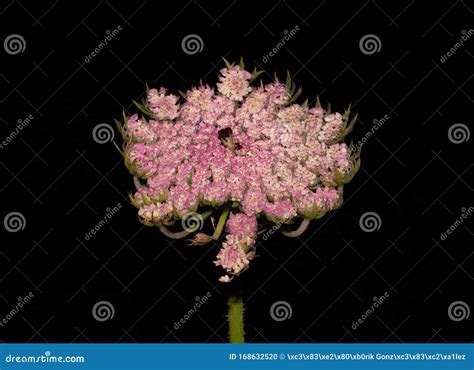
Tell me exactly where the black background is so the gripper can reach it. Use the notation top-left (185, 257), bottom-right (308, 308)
top-left (0, 0), bottom-right (472, 343)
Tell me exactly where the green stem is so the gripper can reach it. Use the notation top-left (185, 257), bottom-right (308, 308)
top-left (228, 283), bottom-right (245, 343)
top-left (200, 209), bottom-right (214, 220)
top-left (213, 207), bottom-right (230, 240)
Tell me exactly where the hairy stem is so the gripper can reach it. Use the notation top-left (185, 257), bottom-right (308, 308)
top-left (280, 218), bottom-right (310, 237)
top-left (213, 207), bottom-right (230, 240)
top-left (228, 282), bottom-right (245, 343)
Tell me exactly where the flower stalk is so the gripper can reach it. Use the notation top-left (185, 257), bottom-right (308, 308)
top-left (281, 218), bottom-right (310, 237)
top-left (228, 282), bottom-right (245, 343)
top-left (213, 207), bottom-right (230, 240)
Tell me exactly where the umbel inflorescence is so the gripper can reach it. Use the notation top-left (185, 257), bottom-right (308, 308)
top-left (116, 60), bottom-right (361, 283)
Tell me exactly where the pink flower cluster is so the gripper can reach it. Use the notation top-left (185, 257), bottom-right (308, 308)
top-left (120, 61), bottom-right (360, 281)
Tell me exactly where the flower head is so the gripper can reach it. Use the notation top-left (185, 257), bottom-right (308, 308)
top-left (214, 234), bottom-right (255, 276)
top-left (121, 60), bottom-right (359, 281)
top-left (217, 65), bottom-right (252, 101)
top-left (147, 88), bottom-right (179, 120)
top-left (226, 212), bottom-right (257, 239)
